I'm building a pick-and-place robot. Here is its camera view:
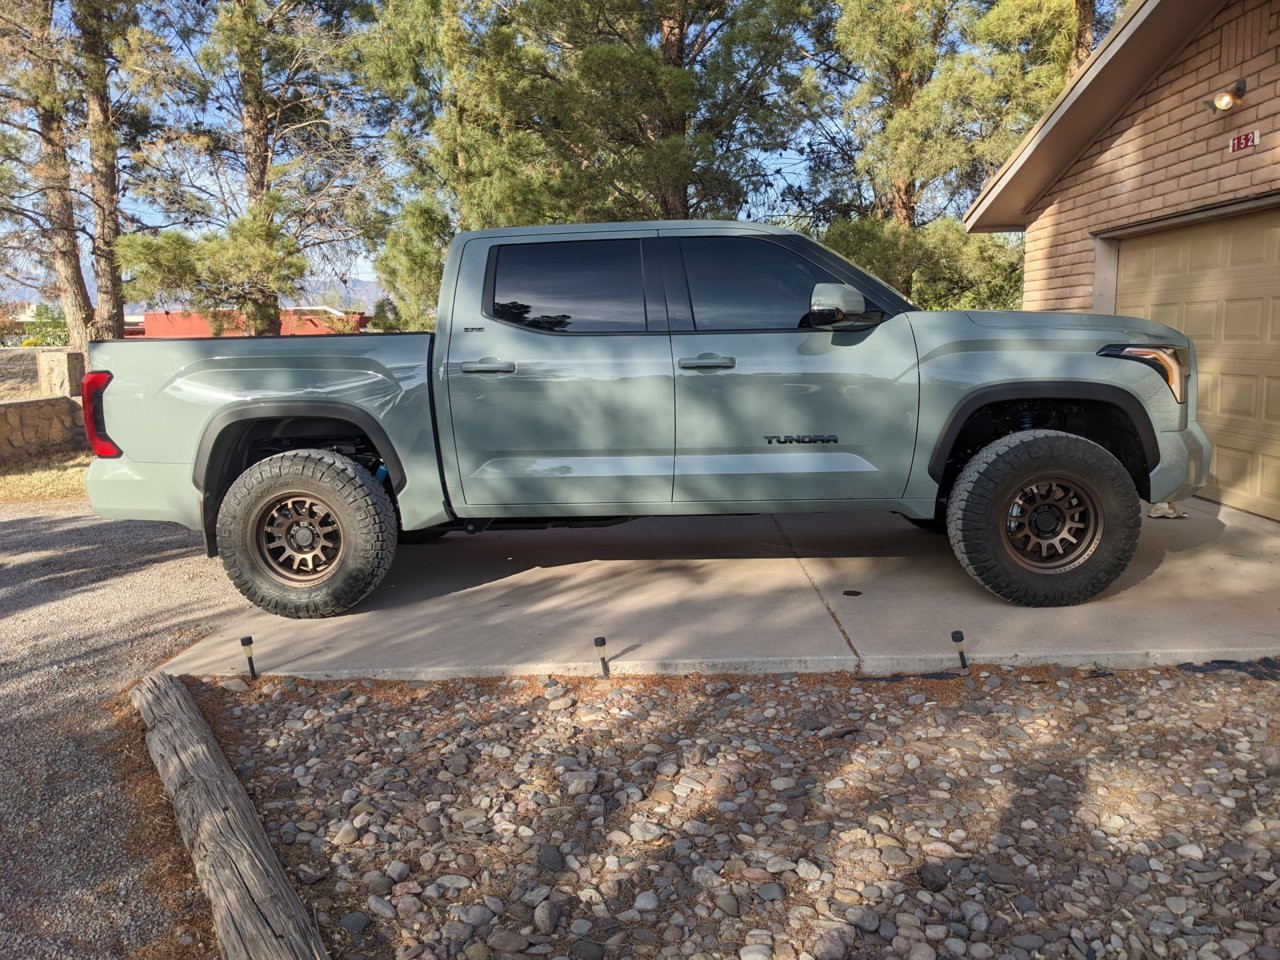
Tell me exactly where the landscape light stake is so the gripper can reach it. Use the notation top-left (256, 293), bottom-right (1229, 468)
top-left (951, 630), bottom-right (969, 673)
top-left (240, 635), bottom-right (258, 680)
top-left (594, 636), bottom-right (609, 679)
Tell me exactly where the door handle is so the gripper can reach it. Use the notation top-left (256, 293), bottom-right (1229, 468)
top-left (460, 359), bottom-right (516, 374)
top-left (678, 354), bottom-right (736, 370)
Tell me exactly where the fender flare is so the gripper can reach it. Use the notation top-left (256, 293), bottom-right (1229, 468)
top-left (192, 401), bottom-right (408, 494)
top-left (927, 381), bottom-right (1161, 483)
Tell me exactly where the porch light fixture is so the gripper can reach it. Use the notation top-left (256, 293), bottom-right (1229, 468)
top-left (1204, 79), bottom-right (1246, 114)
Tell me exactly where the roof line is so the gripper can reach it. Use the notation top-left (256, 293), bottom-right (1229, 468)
top-left (963, 0), bottom-right (1225, 233)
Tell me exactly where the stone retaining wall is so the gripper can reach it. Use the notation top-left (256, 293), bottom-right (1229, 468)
top-left (0, 396), bottom-right (88, 467)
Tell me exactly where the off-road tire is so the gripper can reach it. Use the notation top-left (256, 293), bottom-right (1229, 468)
top-left (217, 449), bottom-right (397, 618)
top-left (946, 430), bottom-right (1141, 606)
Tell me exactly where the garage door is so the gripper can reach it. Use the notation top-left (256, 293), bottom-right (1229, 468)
top-left (1115, 206), bottom-right (1280, 520)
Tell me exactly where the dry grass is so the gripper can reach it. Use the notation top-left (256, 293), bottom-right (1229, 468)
top-left (0, 450), bottom-right (91, 503)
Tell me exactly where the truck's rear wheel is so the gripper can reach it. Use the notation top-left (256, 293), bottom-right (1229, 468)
top-left (217, 449), bottom-right (397, 618)
top-left (946, 430), bottom-right (1140, 606)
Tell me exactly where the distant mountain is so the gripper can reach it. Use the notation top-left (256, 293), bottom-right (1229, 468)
top-left (294, 277), bottom-right (385, 313)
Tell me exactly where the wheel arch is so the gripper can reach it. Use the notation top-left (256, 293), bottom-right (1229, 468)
top-left (928, 382), bottom-right (1159, 502)
top-left (194, 402), bottom-right (407, 555)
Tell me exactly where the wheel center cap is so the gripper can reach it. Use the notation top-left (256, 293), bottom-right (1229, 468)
top-left (1032, 507), bottom-right (1061, 535)
top-left (292, 524), bottom-right (316, 549)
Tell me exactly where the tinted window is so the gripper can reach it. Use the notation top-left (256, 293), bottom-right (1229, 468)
top-left (490, 239), bottom-right (647, 333)
top-left (680, 236), bottom-right (839, 331)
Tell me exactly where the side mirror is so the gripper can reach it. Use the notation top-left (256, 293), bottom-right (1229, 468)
top-left (808, 283), bottom-right (870, 329)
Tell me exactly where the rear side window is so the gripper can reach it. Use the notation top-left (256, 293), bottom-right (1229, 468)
top-left (680, 235), bottom-right (839, 331)
top-left (489, 239), bottom-right (647, 333)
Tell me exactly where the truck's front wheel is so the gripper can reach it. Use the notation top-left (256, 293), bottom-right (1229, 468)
top-left (946, 430), bottom-right (1140, 606)
top-left (217, 449), bottom-right (397, 618)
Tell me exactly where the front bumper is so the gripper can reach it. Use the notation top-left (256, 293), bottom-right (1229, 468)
top-left (1147, 423), bottom-right (1211, 503)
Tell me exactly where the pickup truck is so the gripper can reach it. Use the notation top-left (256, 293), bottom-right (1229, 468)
top-left (84, 221), bottom-right (1210, 618)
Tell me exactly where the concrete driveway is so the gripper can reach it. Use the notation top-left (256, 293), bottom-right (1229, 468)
top-left (163, 498), bottom-right (1280, 680)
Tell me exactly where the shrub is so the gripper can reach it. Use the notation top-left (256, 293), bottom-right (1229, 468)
top-left (20, 337), bottom-right (41, 347)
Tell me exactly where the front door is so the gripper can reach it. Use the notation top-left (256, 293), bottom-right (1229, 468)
top-left (665, 232), bottom-right (918, 504)
top-left (445, 231), bottom-right (676, 508)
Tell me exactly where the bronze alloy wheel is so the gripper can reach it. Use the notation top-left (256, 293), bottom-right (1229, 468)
top-left (253, 493), bottom-right (344, 584)
top-left (1001, 477), bottom-right (1103, 574)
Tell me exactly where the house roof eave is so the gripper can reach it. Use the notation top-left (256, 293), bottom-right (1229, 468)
top-left (963, 0), bottom-right (1231, 234)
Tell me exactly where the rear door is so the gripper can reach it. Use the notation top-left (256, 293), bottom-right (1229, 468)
top-left (664, 231), bottom-right (919, 504)
top-left (444, 230), bottom-right (676, 508)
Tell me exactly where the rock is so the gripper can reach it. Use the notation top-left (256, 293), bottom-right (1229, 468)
top-left (219, 678), bottom-right (250, 693)
top-left (1176, 843), bottom-right (1205, 860)
top-left (451, 903), bottom-right (496, 926)
top-left (1011, 935), bottom-right (1045, 951)
top-left (740, 946), bottom-right (772, 960)
top-left (339, 911), bottom-right (368, 934)
top-left (767, 856), bottom-right (797, 873)
top-left (562, 770), bottom-right (599, 795)
top-left (441, 920), bottom-right (474, 941)
top-left (533, 899), bottom-right (560, 934)
top-left (848, 906), bottom-right (879, 933)
top-left (332, 821), bottom-right (359, 846)
top-left (629, 820), bottom-right (663, 842)
top-left (1001, 724), bottom-right (1031, 741)
top-left (367, 895), bottom-right (396, 919)
top-left (571, 940), bottom-right (606, 960)
top-left (385, 859), bottom-right (410, 883)
top-left (436, 874), bottom-right (471, 890)
top-left (985, 863), bottom-right (1018, 885)
top-left (811, 931), bottom-right (846, 960)
top-left (634, 890), bottom-right (659, 911)
top-left (716, 893), bottom-right (740, 916)
top-left (547, 695), bottom-right (576, 711)
top-left (537, 844), bottom-right (565, 871)
top-left (796, 858), bottom-right (821, 881)
top-left (918, 863), bottom-right (949, 892)
top-left (486, 930), bottom-right (529, 953)
top-left (295, 862), bottom-right (327, 885)
top-left (757, 882), bottom-right (784, 901)
top-left (908, 945), bottom-right (936, 960)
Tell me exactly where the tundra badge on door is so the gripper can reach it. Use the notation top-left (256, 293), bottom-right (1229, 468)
top-left (764, 435), bottom-right (839, 444)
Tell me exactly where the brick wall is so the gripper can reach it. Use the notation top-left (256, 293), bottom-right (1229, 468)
top-left (0, 397), bottom-right (88, 467)
top-left (1024, 0), bottom-right (1280, 311)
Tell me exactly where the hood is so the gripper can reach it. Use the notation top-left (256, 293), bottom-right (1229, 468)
top-left (964, 310), bottom-right (1187, 345)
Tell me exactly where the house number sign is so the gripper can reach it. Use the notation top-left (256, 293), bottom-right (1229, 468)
top-left (1229, 130), bottom-right (1259, 153)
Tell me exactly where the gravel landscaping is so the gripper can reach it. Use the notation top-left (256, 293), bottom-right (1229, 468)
top-left (196, 663), bottom-right (1280, 960)
top-left (0, 500), bottom-right (241, 958)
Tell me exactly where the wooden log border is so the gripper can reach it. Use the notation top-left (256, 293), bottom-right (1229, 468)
top-left (130, 671), bottom-right (330, 960)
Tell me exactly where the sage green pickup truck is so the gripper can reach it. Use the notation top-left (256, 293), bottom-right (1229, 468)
top-left (85, 221), bottom-right (1209, 617)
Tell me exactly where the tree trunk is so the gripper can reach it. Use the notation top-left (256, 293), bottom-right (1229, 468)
top-left (31, 1), bottom-right (95, 354)
top-left (130, 673), bottom-right (331, 960)
top-left (654, 16), bottom-right (690, 220)
top-left (889, 178), bottom-right (916, 228)
top-left (73, 0), bottom-right (125, 343)
top-left (1069, 0), bottom-right (1096, 77)
top-left (233, 0), bottom-right (280, 335)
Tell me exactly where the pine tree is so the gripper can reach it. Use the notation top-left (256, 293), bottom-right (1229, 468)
top-left (0, 0), bottom-right (134, 353)
top-left (370, 0), bottom-right (820, 319)
top-left (119, 0), bottom-right (393, 334)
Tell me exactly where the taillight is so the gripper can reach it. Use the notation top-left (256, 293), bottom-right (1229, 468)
top-left (81, 371), bottom-right (122, 458)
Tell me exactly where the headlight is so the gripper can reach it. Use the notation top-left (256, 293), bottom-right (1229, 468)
top-left (1098, 344), bottom-right (1187, 403)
